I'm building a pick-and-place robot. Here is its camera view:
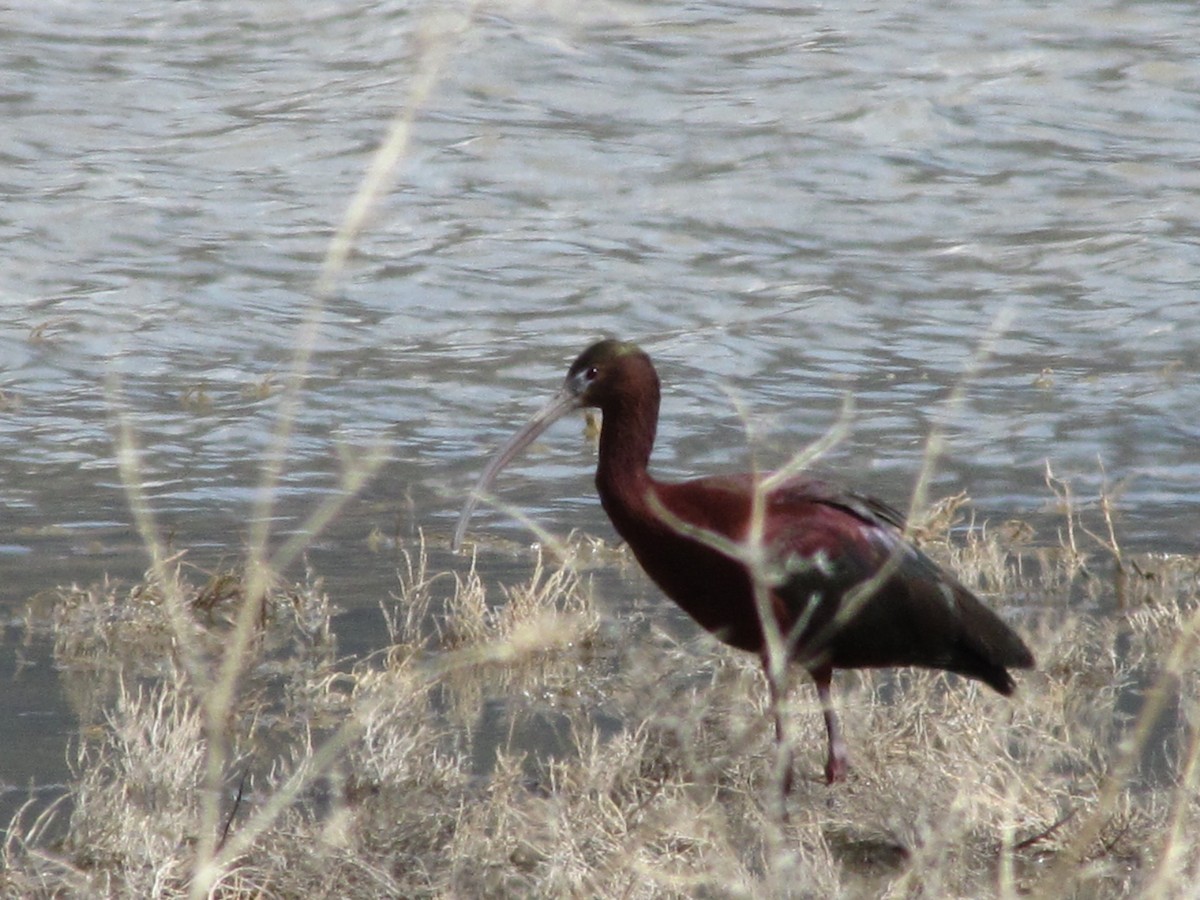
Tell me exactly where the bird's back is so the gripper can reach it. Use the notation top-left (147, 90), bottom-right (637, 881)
top-left (642, 473), bottom-right (1033, 690)
top-left (762, 477), bottom-right (1034, 691)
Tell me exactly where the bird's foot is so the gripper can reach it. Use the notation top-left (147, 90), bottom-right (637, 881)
top-left (824, 752), bottom-right (849, 785)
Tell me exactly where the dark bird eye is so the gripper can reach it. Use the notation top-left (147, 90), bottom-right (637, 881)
top-left (586, 366), bottom-right (599, 380)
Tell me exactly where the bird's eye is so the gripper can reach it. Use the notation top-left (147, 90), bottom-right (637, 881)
top-left (585, 366), bottom-right (599, 380)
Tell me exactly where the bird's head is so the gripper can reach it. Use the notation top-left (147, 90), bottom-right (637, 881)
top-left (452, 338), bottom-right (655, 550)
top-left (563, 339), bottom-right (653, 409)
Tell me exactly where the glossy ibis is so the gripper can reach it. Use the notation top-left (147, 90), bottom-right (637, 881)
top-left (453, 339), bottom-right (1034, 785)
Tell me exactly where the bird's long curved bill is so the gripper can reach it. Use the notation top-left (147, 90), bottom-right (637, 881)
top-left (452, 387), bottom-right (581, 551)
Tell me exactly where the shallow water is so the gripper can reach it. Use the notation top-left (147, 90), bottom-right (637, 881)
top-left (2, 0), bottom-right (1198, 823)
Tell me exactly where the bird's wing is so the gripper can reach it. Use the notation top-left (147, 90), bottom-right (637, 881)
top-left (770, 475), bottom-right (908, 533)
top-left (653, 473), bottom-right (907, 554)
top-left (763, 477), bottom-right (1033, 686)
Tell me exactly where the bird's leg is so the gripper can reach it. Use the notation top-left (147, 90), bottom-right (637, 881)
top-left (813, 666), bottom-right (848, 784)
top-left (763, 656), bottom-right (795, 799)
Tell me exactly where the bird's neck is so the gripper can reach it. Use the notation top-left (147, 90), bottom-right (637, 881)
top-left (594, 389), bottom-right (659, 527)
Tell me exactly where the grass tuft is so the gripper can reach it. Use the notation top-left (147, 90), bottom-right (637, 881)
top-left (8, 514), bottom-right (1200, 897)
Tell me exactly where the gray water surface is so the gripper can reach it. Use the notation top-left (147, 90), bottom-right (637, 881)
top-left (2, 0), bottom-right (1198, 821)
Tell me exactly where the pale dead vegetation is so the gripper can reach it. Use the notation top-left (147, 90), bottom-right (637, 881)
top-left (9, 0), bottom-right (1193, 894)
top-left (6, 8), bottom-right (1194, 889)
top-left (4, 497), bottom-right (1200, 898)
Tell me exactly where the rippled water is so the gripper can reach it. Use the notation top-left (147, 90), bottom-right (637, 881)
top-left (2, 0), bottom-right (1198, 819)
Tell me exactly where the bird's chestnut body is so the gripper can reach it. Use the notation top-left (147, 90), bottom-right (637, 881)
top-left (455, 339), bottom-right (1034, 784)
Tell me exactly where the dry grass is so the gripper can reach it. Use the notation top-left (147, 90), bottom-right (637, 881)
top-left (4, 508), bottom-right (1200, 898)
top-left (6, 9), bottom-right (1193, 893)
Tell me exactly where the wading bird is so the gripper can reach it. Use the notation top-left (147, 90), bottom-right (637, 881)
top-left (453, 339), bottom-right (1034, 786)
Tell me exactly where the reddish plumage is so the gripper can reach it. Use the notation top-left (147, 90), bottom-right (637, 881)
top-left (454, 339), bottom-right (1034, 785)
